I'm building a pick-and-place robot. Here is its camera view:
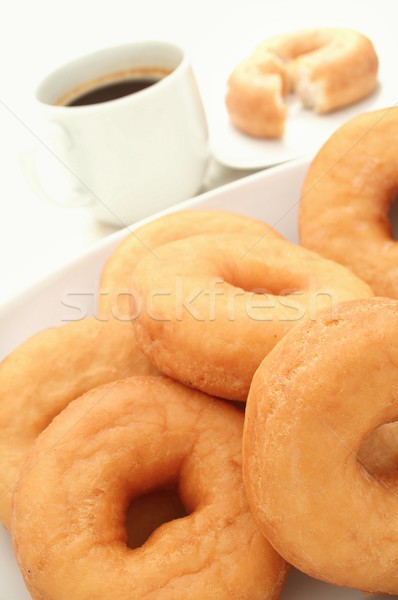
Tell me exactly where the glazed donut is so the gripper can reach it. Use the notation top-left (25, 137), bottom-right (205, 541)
top-left (0, 318), bottom-right (157, 529)
top-left (131, 232), bottom-right (373, 401)
top-left (299, 106), bottom-right (398, 299)
top-left (98, 209), bottom-right (281, 321)
top-left (243, 297), bottom-right (398, 594)
top-left (12, 376), bottom-right (288, 600)
top-left (226, 28), bottom-right (378, 138)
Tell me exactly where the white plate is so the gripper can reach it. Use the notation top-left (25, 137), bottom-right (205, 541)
top-left (0, 157), bottom-right (395, 600)
top-left (193, 0), bottom-right (398, 169)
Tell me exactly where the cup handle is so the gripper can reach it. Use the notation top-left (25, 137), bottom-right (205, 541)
top-left (20, 124), bottom-right (93, 208)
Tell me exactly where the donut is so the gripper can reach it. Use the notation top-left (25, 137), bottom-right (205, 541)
top-left (257, 28), bottom-right (379, 113)
top-left (225, 51), bottom-right (288, 138)
top-left (98, 209), bottom-right (281, 321)
top-left (12, 376), bottom-right (288, 600)
top-left (0, 318), bottom-right (157, 529)
top-left (243, 297), bottom-right (398, 594)
top-left (299, 106), bottom-right (398, 298)
top-left (131, 232), bottom-right (373, 401)
top-left (225, 28), bottom-right (378, 138)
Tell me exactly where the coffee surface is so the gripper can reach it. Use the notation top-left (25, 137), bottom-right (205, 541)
top-left (66, 77), bottom-right (160, 106)
top-left (56, 67), bottom-right (171, 107)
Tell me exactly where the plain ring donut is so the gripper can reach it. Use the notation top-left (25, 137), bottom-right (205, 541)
top-left (243, 298), bottom-right (398, 594)
top-left (98, 209), bottom-right (282, 321)
top-left (299, 106), bottom-right (398, 298)
top-left (131, 232), bottom-right (373, 400)
top-left (12, 376), bottom-right (288, 600)
top-left (0, 318), bottom-right (157, 529)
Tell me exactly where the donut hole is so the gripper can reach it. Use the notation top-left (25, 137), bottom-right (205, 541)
top-left (125, 486), bottom-right (188, 549)
top-left (222, 260), bottom-right (304, 297)
top-left (388, 192), bottom-right (398, 240)
top-left (357, 421), bottom-right (398, 475)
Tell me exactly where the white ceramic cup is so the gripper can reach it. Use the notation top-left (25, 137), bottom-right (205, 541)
top-left (27, 40), bottom-right (209, 226)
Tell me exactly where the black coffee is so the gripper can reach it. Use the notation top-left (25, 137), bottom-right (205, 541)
top-left (56, 67), bottom-right (171, 107)
top-left (66, 77), bottom-right (160, 106)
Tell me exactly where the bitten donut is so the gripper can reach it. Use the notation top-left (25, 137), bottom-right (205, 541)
top-left (257, 28), bottom-right (379, 113)
top-left (132, 232), bottom-right (373, 401)
top-left (226, 28), bottom-right (378, 138)
top-left (98, 209), bottom-right (281, 320)
top-left (0, 318), bottom-right (157, 529)
top-left (299, 106), bottom-right (398, 298)
top-left (12, 376), bottom-right (288, 600)
top-left (225, 51), bottom-right (288, 138)
top-left (243, 298), bottom-right (398, 594)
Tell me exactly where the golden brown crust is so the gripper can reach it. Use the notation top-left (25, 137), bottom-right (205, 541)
top-left (243, 298), bottom-right (398, 594)
top-left (12, 376), bottom-right (288, 600)
top-left (0, 318), bottom-right (157, 528)
top-left (226, 27), bottom-right (378, 138)
top-left (299, 106), bottom-right (398, 298)
top-left (98, 209), bottom-right (282, 321)
top-left (131, 232), bottom-right (373, 401)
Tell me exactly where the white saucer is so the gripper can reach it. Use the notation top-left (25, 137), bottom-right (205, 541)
top-left (193, 0), bottom-right (397, 169)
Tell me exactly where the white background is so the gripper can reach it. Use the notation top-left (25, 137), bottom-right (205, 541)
top-left (0, 0), bottom-right (396, 306)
